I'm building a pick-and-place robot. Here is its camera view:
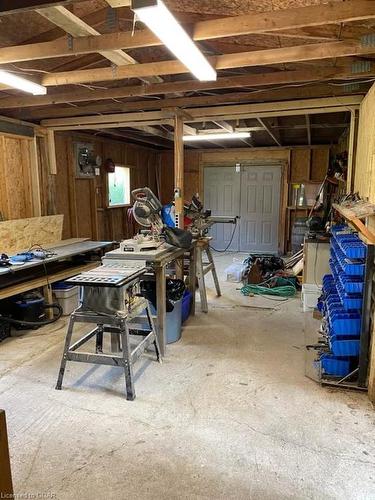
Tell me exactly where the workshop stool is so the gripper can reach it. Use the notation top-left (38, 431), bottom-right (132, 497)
top-left (55, 305), bottom-right (161, 400)
top-left (196, 237), bottom-right (221, 313)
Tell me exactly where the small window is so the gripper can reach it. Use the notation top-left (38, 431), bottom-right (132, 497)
top-left (108, 166), bottom-right (131, 207)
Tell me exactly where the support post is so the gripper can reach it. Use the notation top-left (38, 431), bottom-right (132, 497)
top-left (0, 410), bottom-right (13, 497)
top-left (347, 108), bottom-right (359, 194)
top-left (174, 112), bottom-right (184, 229)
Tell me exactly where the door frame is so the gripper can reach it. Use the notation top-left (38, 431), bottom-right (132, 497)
top-left (201, 160), bottom-right (288, 254)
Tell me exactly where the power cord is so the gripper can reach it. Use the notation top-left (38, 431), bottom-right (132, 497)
top-left (209, 219), bottom-right (238, 253)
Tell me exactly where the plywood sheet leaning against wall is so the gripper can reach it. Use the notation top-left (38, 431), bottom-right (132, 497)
top-left (0, 214), bottom-right (63, 255)
top-left (353, 82), bottom-right (375, 404)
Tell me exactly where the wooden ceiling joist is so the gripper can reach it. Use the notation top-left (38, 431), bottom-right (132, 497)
top-left (36, 6), bottom-right (162, 84)
top-left (1, 67), bottom-right (369, 110)
top-left (0, 68), bottom-right (375, 111)
top-left (0, 1), bottom-right (374, 64)
top-left (0, 0), bottom-right (85, 16)
top-left (34, 42), bottom-right (375, 87)
top-left (257, 118), bottom-right (282, 147)
top-left (41, 96), bottom-right (362, 128)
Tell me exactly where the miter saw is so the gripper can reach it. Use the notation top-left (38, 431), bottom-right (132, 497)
top-left (162, 193), bottom-right (238, 238)
top-left (121, 187), bottom-right (193, 252)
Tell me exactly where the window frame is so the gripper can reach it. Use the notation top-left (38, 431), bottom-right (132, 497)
top-left (106, 164), bottom-right (132, 209)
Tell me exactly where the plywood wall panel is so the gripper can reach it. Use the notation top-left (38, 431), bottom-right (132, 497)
top-left (290, 149), bottom-right (311, 182)
top-left (355, 84), bottom-right (375, 202)
top-left (311, 149), bottom-right (329, 181)
top-left (0, 215), bottom-right (63, 254)
top-left (0, 135), bottom-right (37, 221)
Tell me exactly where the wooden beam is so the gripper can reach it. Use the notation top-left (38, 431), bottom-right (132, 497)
top-left (0, 1), bottom-right (374, 63)
top-left (257, 118), bottom-right (282, 146)
top-left (36, 6), bottom-right (161, 84)
top-left (212, 121), bottom-right (233, 133)
top-left (0, 0), bottom-right (85, 15)
top-left (1, 67), bottom-right (371, 110)
top-left (174, 113), bottom-right (184, 228)
top-left (347, 109), bottom-right (359, 193)
top-left (105, 0), bottom-right (131, 6)
top-left (130, 125), bottom-right (174, 141)
top-left (305, 115), bottom-right (312, 145)
top-left (34, 42), bottom-right (375, 87)
top-left (41, 96), bottom-right (362, 128)
top-left (97, 128), bottom-right (167, 147)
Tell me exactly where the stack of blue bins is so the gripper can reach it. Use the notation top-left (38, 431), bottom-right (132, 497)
top-left (319, 225), bottom-right (366, 378)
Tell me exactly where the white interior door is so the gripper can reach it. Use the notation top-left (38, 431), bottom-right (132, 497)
top-left (203, 166), bottom-right (240, 251)
top-left (239, 166), bottom-right (281, 254)
top-left (204, 164), bottom-right (281, 254)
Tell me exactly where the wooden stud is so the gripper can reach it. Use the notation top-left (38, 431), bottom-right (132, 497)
top-left (0, 411), bottom-right (13, 497)
top-left (47, 129), bottom-right (57, 174)
top-left (29, 137), bottom-right (42, 216)
top-left (174, 113), bottom-right (184, 229)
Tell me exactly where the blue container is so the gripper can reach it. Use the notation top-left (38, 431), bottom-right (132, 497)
top-left (328, 313), bottom-right (361, 336)
top-left (320, 354), bottom-right (350, 377)
top-left (149, 299), bottom-right (182, 344)
top-left (52, 281), bottom-right (74, 290)
top-left (330, 336), bottom-right (360, 357)
top-left (181, 290), bottom-right (192, 323)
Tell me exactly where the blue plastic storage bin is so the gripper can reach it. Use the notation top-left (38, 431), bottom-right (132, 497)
top-left (181, 290), bottom-right (192, 323)
top-left (320, 354), bottom-right (350, 377)
top-left (329, 336), bottom-right (360, 357)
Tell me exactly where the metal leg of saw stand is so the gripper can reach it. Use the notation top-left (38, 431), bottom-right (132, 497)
top-left (196, 239), bottom-right (221, 313)
top-left (55, 304), bottom-right (161, 400)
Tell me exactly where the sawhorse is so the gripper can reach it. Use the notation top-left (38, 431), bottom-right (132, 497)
top-left (196, 237), bottom-right (221, 313)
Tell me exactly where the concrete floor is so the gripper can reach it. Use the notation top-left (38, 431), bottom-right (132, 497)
top-left (0, 252), bottom-right (374, 499)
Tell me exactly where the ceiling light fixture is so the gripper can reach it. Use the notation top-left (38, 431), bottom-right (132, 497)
top-left (183, 132), bottom-right (251, 142)
top-left (0, 70), bottom-right (46, 95)
top-left (131, 0), bottom-right (217, 82)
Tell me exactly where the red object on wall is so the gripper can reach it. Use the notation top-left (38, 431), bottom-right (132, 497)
top-left (104, 158), bottom-right (115, 173)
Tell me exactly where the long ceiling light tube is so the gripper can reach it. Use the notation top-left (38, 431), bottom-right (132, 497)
top-left (0, 70), bottom-right (46, 95)
top-left (132, 0), bottom-right (217, 81)
top-left (183, 132), bottom-right (251, 142)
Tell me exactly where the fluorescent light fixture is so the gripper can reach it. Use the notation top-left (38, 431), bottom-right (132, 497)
top-left (183, 132), bottom-right (251, 142)
top-left (0, 70), bottom-right (46, 95)
top-left (132, 0), bottom-right (217, 81)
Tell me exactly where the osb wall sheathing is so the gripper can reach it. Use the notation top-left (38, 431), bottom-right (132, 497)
top-left (353, 83), bottom-right (375, 404)
top-left (354, 83), bottom-right (375, 207)
top-left (0, 134), bottom-right (39, 221)
top-left (0, 215), bottom-right (63, 255)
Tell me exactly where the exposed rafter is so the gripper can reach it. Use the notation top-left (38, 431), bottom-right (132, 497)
top-left (36, 6), bottom-right (162, 84)
top-left (32, 42), bottom-right (375, 87)
top-left (0, 1), bottom-right (374, 64)
top-left (0, 0), bottom-right (85, 15)
top-left (257, 118), bottom-right (282, 147)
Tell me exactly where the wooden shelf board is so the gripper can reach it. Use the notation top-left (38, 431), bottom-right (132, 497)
top-left (0, 261), bottom-right (99, 300)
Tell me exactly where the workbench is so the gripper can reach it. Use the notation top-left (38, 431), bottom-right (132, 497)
top-left (0, 239), bottom-right (113, 308)
top-left (104, 242), bottom-right (197, 356)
